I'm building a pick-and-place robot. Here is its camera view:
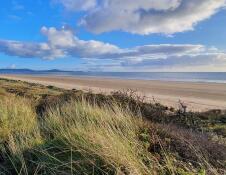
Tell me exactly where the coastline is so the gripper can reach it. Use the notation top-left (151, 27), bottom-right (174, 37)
top-left (1, 74), bottom-right (226, 111)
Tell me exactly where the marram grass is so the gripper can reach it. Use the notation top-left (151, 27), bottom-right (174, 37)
top-left (42, 101), bottom-right (154, 174)
top-left (0, 94), bottom-right (223, 174)
top-left (0, 95), bottom-right (43, 174)
top-left (0, 96), bottom-right (155, 174)
top-left (0, 95), bottom-right (42, 153)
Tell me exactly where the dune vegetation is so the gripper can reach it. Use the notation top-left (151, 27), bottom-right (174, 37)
top-left (0, 78), bottom-right (226, 175)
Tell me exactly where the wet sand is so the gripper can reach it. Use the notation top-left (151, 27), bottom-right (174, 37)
top-left (1, 74), bottom-right (226, 111)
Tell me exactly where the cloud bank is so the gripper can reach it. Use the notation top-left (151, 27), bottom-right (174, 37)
top-left (0, 27), bottom-right (226, 71)
top-left (56, 0), bottom-right (226, 35)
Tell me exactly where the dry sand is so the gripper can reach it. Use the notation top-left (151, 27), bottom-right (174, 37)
top-left (1, 74), bottom-right (226, 111)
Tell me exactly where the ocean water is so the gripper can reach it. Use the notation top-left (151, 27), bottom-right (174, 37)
top-left (1, 70), bottom-right (226, 83)
top-left (64, 72), bottom-right (226, 83)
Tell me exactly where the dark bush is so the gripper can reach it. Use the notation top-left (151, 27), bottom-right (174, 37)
top-left (147, 124), bottom-right (226, 169)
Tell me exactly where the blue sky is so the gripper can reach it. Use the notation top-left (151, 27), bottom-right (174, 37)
top-left (0, 0), bottom-right (226, 71)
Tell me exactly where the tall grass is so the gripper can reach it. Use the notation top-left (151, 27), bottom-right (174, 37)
top-left (0, 95), bottom-right (42, 174)
top-left (42, 101), bottom-right (153, 174)
top-left (0, 95), bottom-right (155, 174)
top-left (0, 93), bottom-right (225, 174)
top-left (0, 95), bottom-right (42, 151)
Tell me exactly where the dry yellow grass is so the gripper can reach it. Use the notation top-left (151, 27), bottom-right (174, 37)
top-left (0, 91), bottom-right (224, 174)
top-left (43, 101), bottom-right (154, 174)
top-left (0, 96), bottom-right (42, 153)
top-left (0, 95), bottom-right (154, 174)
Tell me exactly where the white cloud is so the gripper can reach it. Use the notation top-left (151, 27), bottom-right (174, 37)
top-left (83, 53), bottom-right (226, 72)
top-left (0, 27), bottom-right (226, 71)
top-left (70, 0), bottom-right (226, 35)
top-left (121, 53), bottom-right (226, 67)
top-left (0, 27), bottom-right (120, 59)
top-left (53, 0), bottom-right (97, 11)
top-left (0, 40), bottom-right (53, 59)
top-left (107, 44), bottom-right (204, 59)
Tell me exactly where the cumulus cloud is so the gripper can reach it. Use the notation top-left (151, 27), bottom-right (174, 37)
top-left (0, 27), bottom-right (226, 71)
top-left (0, 27), bottom-right (120, 59)
top-left (0, 40), bottom-right (53, 59)
top-left (55, 0), bottom-right (226, 35)
top-left (0, 27), bottom-right (205, 60)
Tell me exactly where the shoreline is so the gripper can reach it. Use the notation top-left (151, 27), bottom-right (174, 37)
top-left (1, 72), bottom-right (226, 84)
top-left (1, 74), bottom-right (226, 111)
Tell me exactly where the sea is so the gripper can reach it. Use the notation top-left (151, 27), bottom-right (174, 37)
top-left (0, 70), bottom-right (226, 83)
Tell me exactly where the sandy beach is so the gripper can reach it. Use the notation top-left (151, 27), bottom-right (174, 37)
top-left (1, 74), bottom-right (226, 111)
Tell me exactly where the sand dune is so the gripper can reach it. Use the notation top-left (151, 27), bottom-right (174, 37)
top-left (1, 74), bottom-right (226, 111)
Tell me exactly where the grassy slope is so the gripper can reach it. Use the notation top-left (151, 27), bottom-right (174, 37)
top-left (0, 78), bottom-right (226, 175)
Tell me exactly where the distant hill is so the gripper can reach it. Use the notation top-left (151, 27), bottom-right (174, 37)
top-left (0, 69), bottom-right (82, 74)
top-left (0, 69), bottom-right (34, 74)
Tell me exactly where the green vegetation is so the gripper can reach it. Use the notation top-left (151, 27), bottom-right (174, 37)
top-left (0, 78), bottom-right (226, 174)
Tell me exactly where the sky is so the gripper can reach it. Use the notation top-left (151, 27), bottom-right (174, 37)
top-left (0, 0), bottom-right (226, 72)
